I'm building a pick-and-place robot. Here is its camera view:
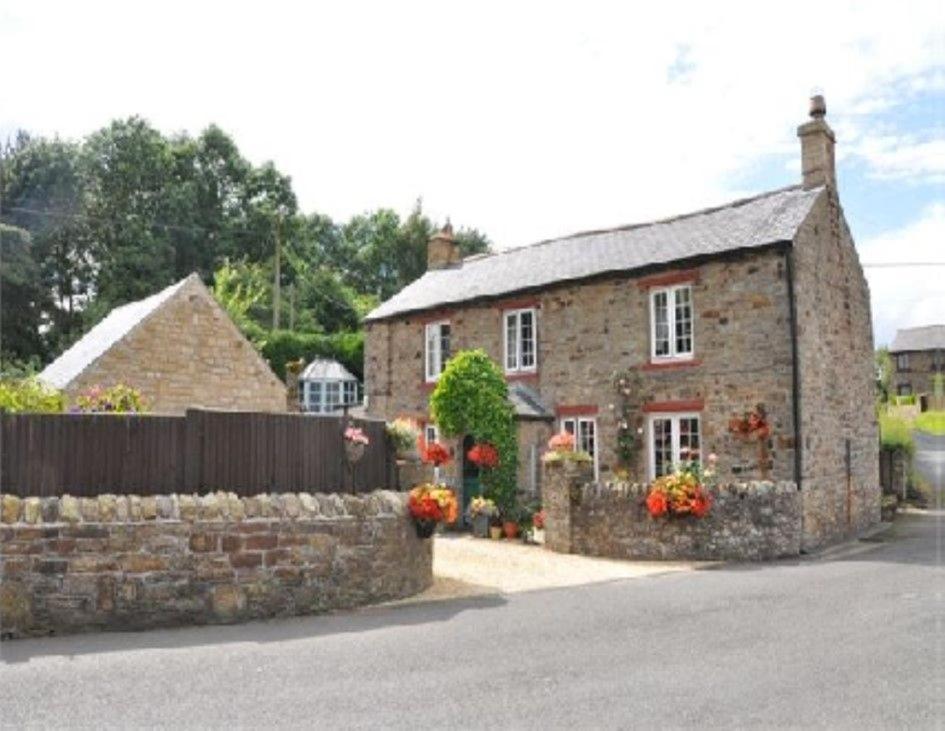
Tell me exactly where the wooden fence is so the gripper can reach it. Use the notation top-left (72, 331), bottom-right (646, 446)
top-left (0, 410), bottom-right (394, 498)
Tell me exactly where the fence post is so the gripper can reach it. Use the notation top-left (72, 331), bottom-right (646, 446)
top-left (184, 409), bottom-right (203, 493)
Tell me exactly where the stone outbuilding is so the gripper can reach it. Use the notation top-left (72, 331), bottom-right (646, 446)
top-left (364, 96), bottom-right (880, 551)
top-left (40, 273), bottom-right (286, 414)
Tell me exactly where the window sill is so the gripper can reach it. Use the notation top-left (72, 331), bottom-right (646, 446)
top-left (642, 358), bottom-right (702, 371)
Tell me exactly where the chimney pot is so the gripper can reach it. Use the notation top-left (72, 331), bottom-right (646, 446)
top-left (809, 94), bottom-right (826, 119)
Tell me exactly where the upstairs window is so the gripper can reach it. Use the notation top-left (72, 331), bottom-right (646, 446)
top-left (505, 308), bottom-right (537, 372)
top-left (425, 321), bottom-right (451, 382)
top-left (896, 353), bottom-right (909, 371)
top-left (934, 350), bottom-right (944, 371)
top-left (650, 285), bottom-right (693, 361)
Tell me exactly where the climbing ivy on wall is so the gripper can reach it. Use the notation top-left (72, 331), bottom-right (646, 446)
top-left (429, 350), bottom-right (518, 512)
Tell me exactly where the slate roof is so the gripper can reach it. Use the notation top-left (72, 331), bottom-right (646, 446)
top-left (300, 358), bottom-right (359, 382)
top-left (890, 325), bottom-right (945, 353)
top-left (40, 275), bottom-right (195, 389)
top-left (508, 382), bottom-right (554, 420)
top-left (366, 185), bottom-right (823, 321)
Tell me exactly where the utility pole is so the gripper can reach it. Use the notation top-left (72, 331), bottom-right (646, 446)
top-left (272, 212), bottom-right (282, 331)
top-left (288, 282), bottom-right (296, 331)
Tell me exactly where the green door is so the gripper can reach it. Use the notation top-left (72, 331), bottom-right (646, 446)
top-left (461, 434), bottom-right (481, 526)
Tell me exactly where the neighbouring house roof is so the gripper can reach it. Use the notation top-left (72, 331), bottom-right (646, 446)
top-left (300, 358), bottom-right (358, 382)
top-left (40, 275), bottom-right (196, 389)
top-left (366, 185), bottom-right (823, 321)
top-left (890, 325), bottom-right (945, 353)
top-left (508, 382), bottom-right (554, 420)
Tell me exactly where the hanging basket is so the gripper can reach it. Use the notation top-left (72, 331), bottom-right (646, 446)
top-left (345, 441), bottom-right (366, 464)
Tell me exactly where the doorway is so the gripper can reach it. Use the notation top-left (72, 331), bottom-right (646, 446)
top-left (461, 434), bottom-right (482, 526)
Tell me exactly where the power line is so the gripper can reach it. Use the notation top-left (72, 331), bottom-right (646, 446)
top-left (862, 262), bottom-right (945, 268)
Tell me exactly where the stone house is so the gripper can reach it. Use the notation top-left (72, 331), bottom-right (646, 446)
top-left (364, 96), bottom-right (879, 550)
top-left (889, 325), bottom-right (945, 404)
top-left (40, 273), bottom-right (286, 414)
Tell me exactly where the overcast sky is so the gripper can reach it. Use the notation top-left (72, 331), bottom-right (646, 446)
top-left (2, 0), bottom-right (943, 345)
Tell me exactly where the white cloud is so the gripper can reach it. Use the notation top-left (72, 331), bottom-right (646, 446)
top-left (851, 135), bottom-right (945, 182)
top-left (859, 204), bottom-right (945, 346)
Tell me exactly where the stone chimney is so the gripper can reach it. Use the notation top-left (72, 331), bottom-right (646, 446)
top-left (427, 220), bottom-right (461, 270)
top-left (797, 94), bottom-right (836, 190)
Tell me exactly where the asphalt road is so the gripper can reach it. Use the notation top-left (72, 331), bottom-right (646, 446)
top-left (2, 444), bottom-right (942, 729)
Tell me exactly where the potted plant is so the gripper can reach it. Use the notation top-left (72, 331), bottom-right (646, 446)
top-left (501, 505), bottom-right (520, 539)
top-left (407, 483), bottom-right (459, 538)
top-left (541, 431), bottom-right (594, 473)
top-left (386, 418), bottom-right (420, 461)
top-left (468, 496), bottom-right (497, 538)
top-left (532, 509), bottom-right (546, 544)
top-left (488, 511), bottom-right (503, 540)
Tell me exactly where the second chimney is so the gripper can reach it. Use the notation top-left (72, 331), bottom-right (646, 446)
top-left (427, 221), bottom-right (461, 270)
top-left (797, 94), bottom-right (836, 190)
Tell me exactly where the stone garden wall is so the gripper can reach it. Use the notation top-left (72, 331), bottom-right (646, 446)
top-left (0, 490), bottom-right (432, 639)
top-left (544, 463), bottom-right (802, 561)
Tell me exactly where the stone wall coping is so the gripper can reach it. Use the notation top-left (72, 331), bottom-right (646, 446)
top-left (586, 480), bottom-right (799, 498)
top-left (0, 490), bottom-right (407, 526)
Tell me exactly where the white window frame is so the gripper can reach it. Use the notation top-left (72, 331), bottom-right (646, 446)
top-left (649, 284), bottom-right (694, 362)
top-left (504, 307), bottom-right (538, 373)
top-left (306, 381), bottom-right (324, 413)
top-left (896, 353), bottom-right (909, 371)
top-left (560, 416), bottom-right (598, 480)
top-left (647, 413), bottom-right (701, 480)
top-left (342, 380), bottom-right (359, 405)
top-left (424, 321), bottom-right (451, 382)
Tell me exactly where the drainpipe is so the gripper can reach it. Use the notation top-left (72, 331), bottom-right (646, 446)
top-left (785, 247), bottom-right (803, 492)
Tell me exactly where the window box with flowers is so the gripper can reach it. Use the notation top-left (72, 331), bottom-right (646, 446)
top-left (645, 451), bottom-right (717, 519)
top-left (541, 431), bottom-right (594, 473)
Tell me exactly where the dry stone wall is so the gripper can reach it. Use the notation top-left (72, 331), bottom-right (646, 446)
top-left (543, 463), bottom-right (803, 561)
top-left (0, 490), bottom-right (432, 639)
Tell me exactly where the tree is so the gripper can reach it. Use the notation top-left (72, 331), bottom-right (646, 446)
top-left (429, 350), bottom-right (518, 514)
top-left (0, 224), bottom-right (49, 364)
top-left (875, 347), bottom-right (893, 404)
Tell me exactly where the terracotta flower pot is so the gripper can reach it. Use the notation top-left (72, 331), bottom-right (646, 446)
top-left (489, 526), bottom-right (503, 540)
top-left (502, 521), bottom-right (519, 539)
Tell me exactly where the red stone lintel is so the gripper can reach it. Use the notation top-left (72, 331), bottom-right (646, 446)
top-left (643, 399), bottom-right (705, 413)
top-left (415, 309), bottom-right (455, 325)
top-left (420, 381), bottom-right (437, 392)
top-left (641, 358), bottom-right (704, 372)
top-left (506, 371), bottom-right (539, 383)
top-left (636, 268), bottom-right (700, 290)
top-left (497, 296), bottom-right (541, 311)
top-left (555, 404), bottom-right (599, 417)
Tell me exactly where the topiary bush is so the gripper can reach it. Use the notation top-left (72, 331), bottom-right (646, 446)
top-left (429, 350), bottom-right (518, 514)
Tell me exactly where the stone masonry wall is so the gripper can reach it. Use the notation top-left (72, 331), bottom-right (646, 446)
top-left (791, 191), bottom-right (880, 550)
top-left (543, 463), bottom-right (803, 561)
top-left (892, 350), bottom-right (942, 398)
top-left (365, 248), bottom-right (797, 488)
top-left (0, 490), bottom-right (432, 639)
top-left (65, 276), bottom-right (286, 415)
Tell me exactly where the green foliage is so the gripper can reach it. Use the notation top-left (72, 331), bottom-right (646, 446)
top-left (74, 384), bottom-right (148, 413)
top-left (429, 350), bottom-right (518, 513)
top-left (0, 378), bottom-right (63, 413)
top-left (914, 411), bottom-right (945, 436)
top-left (891, 394), bottom-right (917, 406)
top-left (212, 260), bottom-right (271, 330)
top-left (879, 411), bottom-right (915, 454)
top-left (255, 329), bottom-right (365, 381)
top-left (541, 450), bottom-right (593, 465)
top-left (874, 347), bottom-right (892, 403)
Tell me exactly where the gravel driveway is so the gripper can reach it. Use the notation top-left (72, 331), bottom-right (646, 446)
top-left (412, 533), bottom-right (704, 601)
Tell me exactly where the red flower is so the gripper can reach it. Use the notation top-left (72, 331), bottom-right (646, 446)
top-left (646, 490), bottom-right (669, 517)
top-left (690, 488), bottom-right (712, 518)
top-left (533, 510), bottom-right (546, 529)
top-left (408, 494), bottom-right (443, 521)
top-left (420, 441), bottom-right (452, 467)
top-left (467, 442), bottom-right (499, 469)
